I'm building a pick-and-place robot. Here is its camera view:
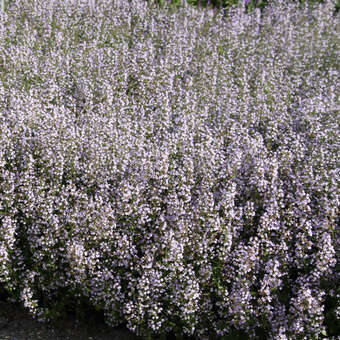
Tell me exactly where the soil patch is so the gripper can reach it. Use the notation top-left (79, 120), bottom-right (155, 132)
top-left (0, 300), bottom-right (141, 340)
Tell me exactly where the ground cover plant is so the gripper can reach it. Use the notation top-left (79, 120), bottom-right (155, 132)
top-left (149, 0), bottom-right (340, 16)
top-left (0, 0), bottom-right (339, 339)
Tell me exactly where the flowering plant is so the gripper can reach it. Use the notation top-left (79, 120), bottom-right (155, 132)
top-left (0, 0), bottom-right (339, 339)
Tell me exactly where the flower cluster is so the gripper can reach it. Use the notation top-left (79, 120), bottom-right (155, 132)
top-left (0, 0), bottom-right (339, 339)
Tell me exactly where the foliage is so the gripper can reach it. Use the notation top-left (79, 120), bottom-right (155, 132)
top-left (147, 0), bottom-right (340, 14)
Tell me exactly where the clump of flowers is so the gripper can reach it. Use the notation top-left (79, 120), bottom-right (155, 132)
top-left (0, 0), bottom-right (339, 339)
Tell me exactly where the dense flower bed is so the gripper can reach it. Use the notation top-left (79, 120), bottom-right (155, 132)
top-left (0, 0), bottom-right (339, 339)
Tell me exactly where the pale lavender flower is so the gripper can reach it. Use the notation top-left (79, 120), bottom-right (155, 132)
top-left (0, 0), bottom-right (338, 339)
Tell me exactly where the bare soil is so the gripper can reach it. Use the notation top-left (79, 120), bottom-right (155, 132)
top-left (0, 300), bottom-right (142, 340)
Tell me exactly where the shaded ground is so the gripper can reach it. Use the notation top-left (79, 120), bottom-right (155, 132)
top-left (0, 300), bottom-right (141, 340)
